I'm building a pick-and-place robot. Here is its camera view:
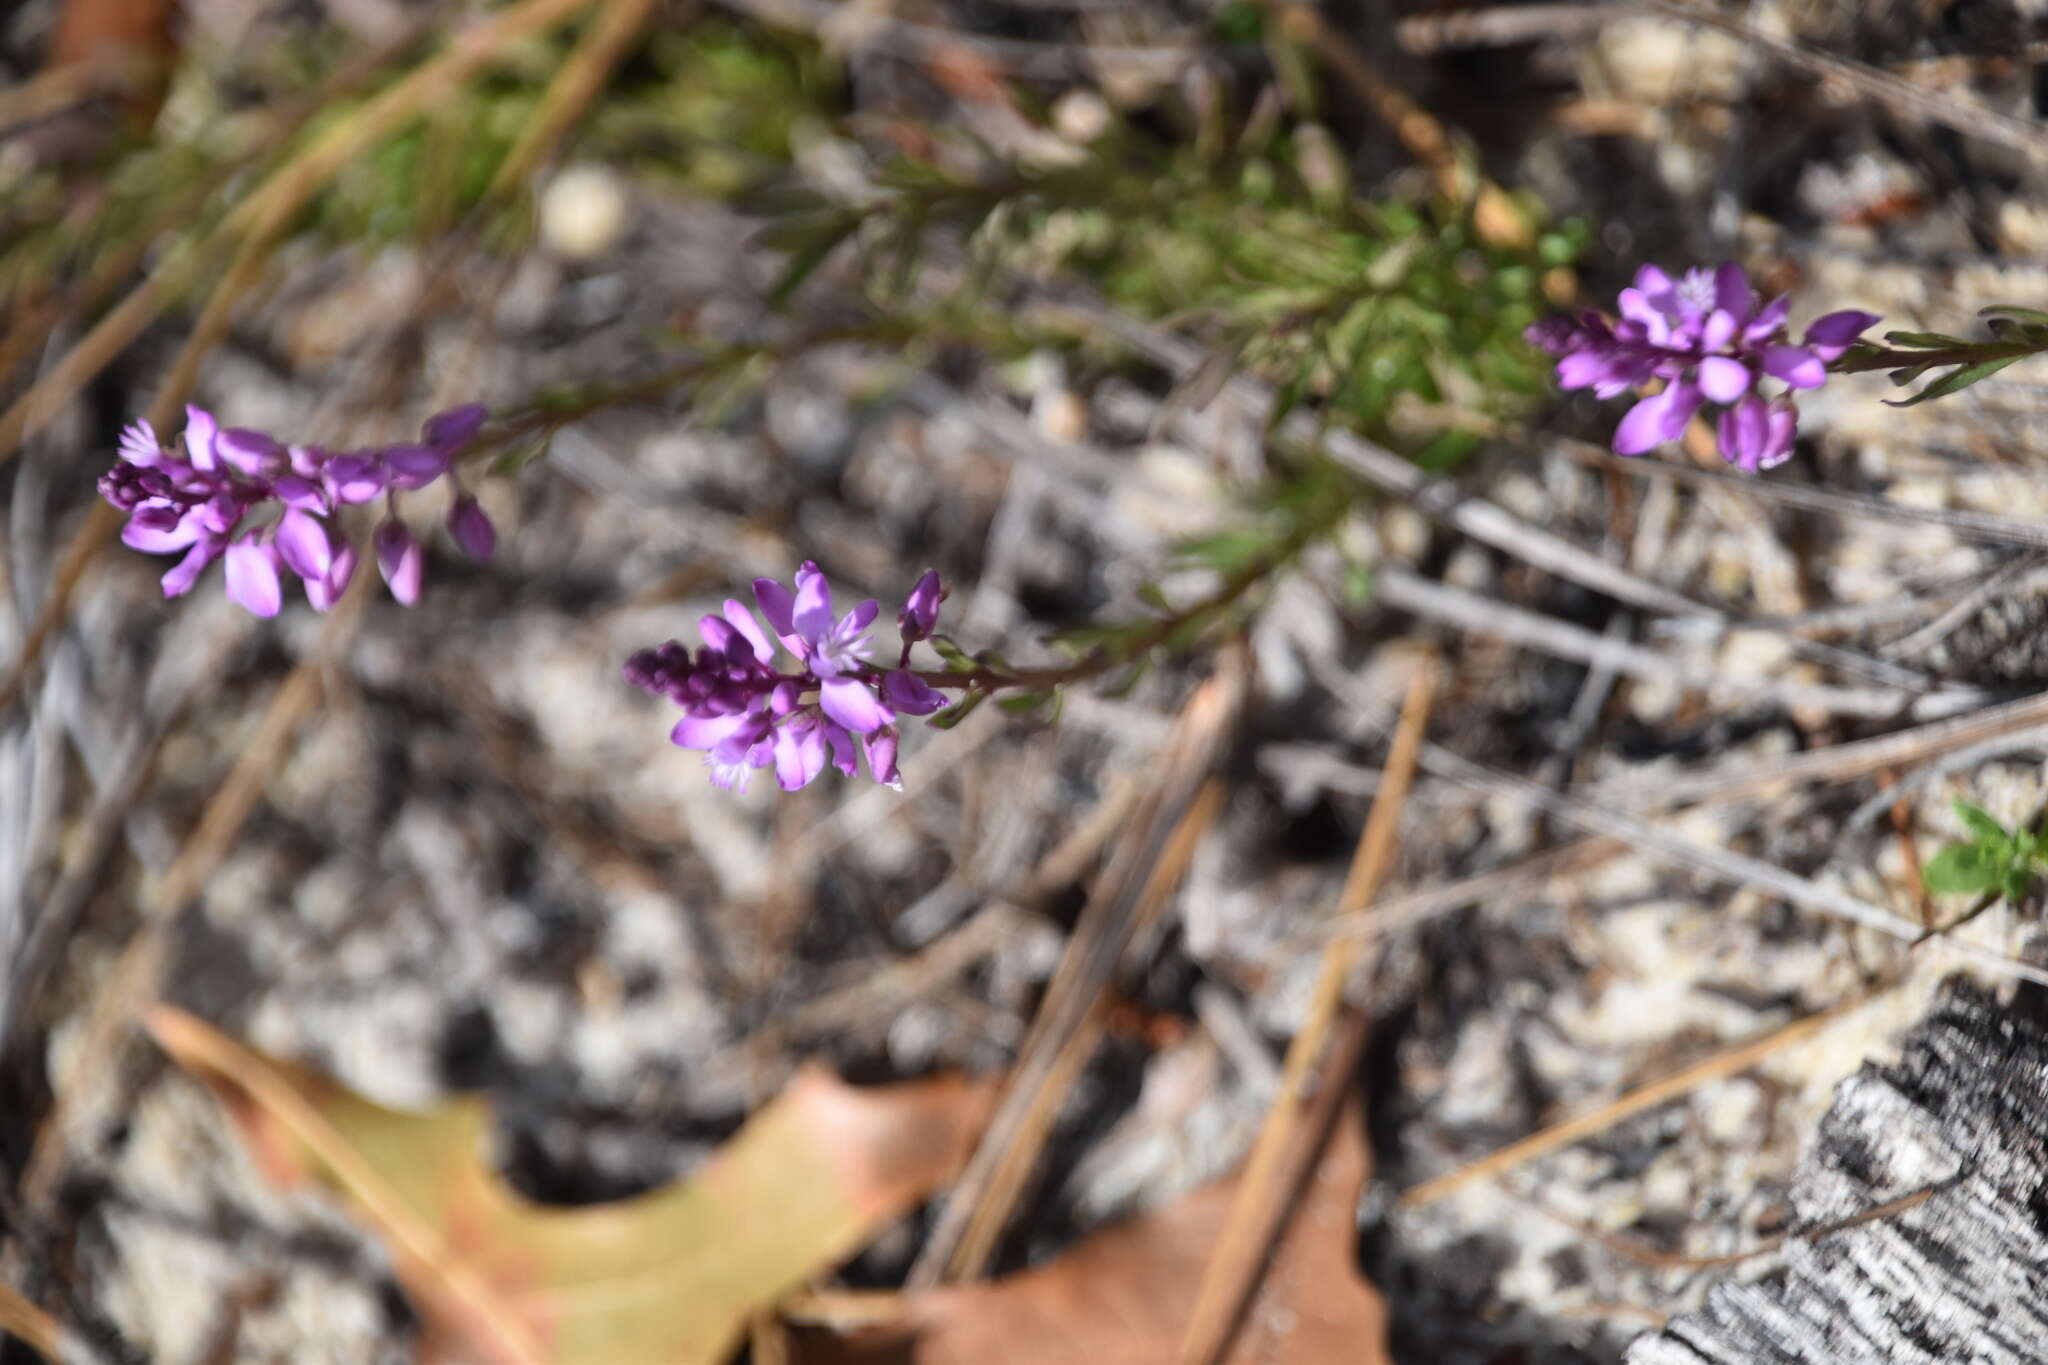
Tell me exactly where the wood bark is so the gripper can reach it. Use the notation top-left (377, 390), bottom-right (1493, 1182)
top-left (1629, 983), bottom-right (2048, 1364)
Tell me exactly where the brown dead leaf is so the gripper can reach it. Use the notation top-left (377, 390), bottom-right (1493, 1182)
top-left (147, 1007), bottom-right (993, 1365)
top-left (807, 1108), bottom-right (1389, 1365)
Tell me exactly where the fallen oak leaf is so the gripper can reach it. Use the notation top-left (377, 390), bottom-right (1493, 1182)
top-left (146, 1007), bottom-right (994, 1365)
top-left (801, 1105), bottom-right (1389, 1364)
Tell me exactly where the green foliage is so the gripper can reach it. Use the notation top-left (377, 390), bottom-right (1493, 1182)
top-left (1922, 800), bottom-right (2047, 900)
top-left (756, 107), bottom-right (1582, 471)
top-left (1871, 308), bottom-right (2048, 408)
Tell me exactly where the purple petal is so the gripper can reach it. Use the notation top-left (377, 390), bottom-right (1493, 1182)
top-left (791, 564), bottom-right (834, 642)
top-left (1696, 356), bottom-right (1753, 404)
top-left (823, 722), bottom-right (858, 778)
top-left (273, 474), bottom-right (329, 512)
top-left (1803, 310), bottom-right (1880, 363)
top-left (1632, 264), bottom-right (1674, 302)
top-left (1712, 262), bottom-right (1751, 321)
top-left (752, 577), bottom-right (797, 637)
top-left (672, 711), bottom-right (752, 750)
top-left (374, 521), bottom-right (423, 606)
top-left (843, 598), bottom-right (879, 633)
top-left (288, 443), bottom-right (326, 478)
top-left (818, 675), bottom-right (892, 734)
top-left (1616, 287), bottom-right (1661, 330)
top-left (774, 722), bottom-right (828, 791)
top-left (1743, 295), bottom-right (1791, 345)
top-left (323, 455), bottom-right (388, 504)
top-left (423, 403), bottom-right (488, 449)
top-left (900, 569), bottom-right (942, 641)
top-left (118, 420), bottom-right (162, 468)
top-left (1698, 308), bottom-right (1737, 352)
top-left (381, 443), bottom-right (450, 490)
top-left (862, 729), bottom-right (901, 788)
top-left (1716, 396), bottom-right (1768, 473)
top-left (274, 509), bottom-right (332, 583)
top-left (447, 496), bottom-right (495, 561)
top-left (1760, 400), bottom-right (1799, 470)
top-left (223, 536), bottom-right (282, 617)
top-left (1762, 345), bottom-right (1825, 390)
top-left (1612, 380), bottom-right (1703, 456)
top-left (306, 540), bottom-right (357, 612)
top-left (122, 507), bottom-right (200, 554)
top-left (722, 600), bottom-right (773, 662)
top-left (160, 540), bottom-right (220, 598)
top-left (216, 427), bottom-right (283, 477)
top-left (183, 406), bottom-right (220, 471)
top-left (880, 670), bottom-right (946, 716)
top-left (698, 614), bottom-right (744, 658)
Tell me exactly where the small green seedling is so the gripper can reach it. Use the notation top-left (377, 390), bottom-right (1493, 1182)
top-left (1921, 800), bottom-right (2048, 900)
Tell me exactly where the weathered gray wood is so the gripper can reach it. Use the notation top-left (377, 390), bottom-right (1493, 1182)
top-left (1628, 984), bottom-right (2048, 1364)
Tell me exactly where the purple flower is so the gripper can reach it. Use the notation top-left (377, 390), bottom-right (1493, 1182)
top-left (899, 568), bottom-right (941, 644)
top-left (223, 534), bottom-right (282, 618)
top-left (633, 565), bottom-right (956, 793)
top-left (423, 403), bottom-right (488, 450)
top-left (375, 522), bottom-right (423, 606)
top-left (447, 496), bottom-right (496, 561)
top-left (1528, 262), bottom-right (1879, 473)
top-left (102, 403), bottom-right (501, 614)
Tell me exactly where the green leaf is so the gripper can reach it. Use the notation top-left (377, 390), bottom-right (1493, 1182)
top-left (928, 691), bottom-right (988, 730)
top-left (1881, 330), bottom-right (1967, 348)
top-left (995, 689), bottom-right (1055, 714)
top-left (766, 215), bottom-right (860, 309)
top-left (1953, 800), bottom-right (2011, 845)
top-left (1886, 354), bottom-right (2027, 407)
top-left (928, 635), bottom-right (978, 672)
top-left (1980, 304), bottom-right (2048, 326)
top-left (1922, 843), bottom-right (2013, 896)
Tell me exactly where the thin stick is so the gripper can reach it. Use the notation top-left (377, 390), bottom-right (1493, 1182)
top-left (0, 1280), bottom-right (61, 1363)
top-left (946, 778), bottom-right (1227, 1280)
top-left (1179, 654), bottom-right (1435, 1365)
top-left (1400, 998), bottom-right (1858, 1207)
top-left (487, 0), bottom-right (661, 200)
top-left (910, 656), bottom-right (1249, 1287)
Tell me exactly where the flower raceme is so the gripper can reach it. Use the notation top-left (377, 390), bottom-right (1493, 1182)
top-left (627, 564), bottom-right (948, 794)
top-left (1527, 263), bottom-right (1878, 472)
top-left (98, 403), bottom-right (495, 615)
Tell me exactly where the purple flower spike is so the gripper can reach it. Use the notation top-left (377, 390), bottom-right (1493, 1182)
top-left (102, 401), bottom-right (498, 613)
top-left (899, 569), bottom-right (942, 644)
top-left (636, 563), bottom-right (961, 793)
top-left (447, 495), bottom-right (496, 561)
top-left (1527, 261), bottom-right (1881, 471)
top-left (223, 535), bottom-right (282, 617)
top-left (375, 522), bottom-right (424, 606)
